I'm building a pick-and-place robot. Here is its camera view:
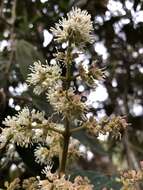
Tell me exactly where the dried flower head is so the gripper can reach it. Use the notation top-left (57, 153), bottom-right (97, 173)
top-left (83, 115), bottom-right (128, 139)
top-left (22, 177), bottom-right (39, 190)
top-left (40, 169), bottom-right (93, 190)
top-left (120, 169), bottom-right (143, 190)
top-left (79, 63), bottom-right (105, 87)
top-left (27, 61), bottom-right (61, 95)
top-left (51, 7), bottom-right (94, 46)
top-left (73, 176), bottom-right (93, 190)
top-left (102, 116), bottom-right (128, 139)
top-left (83, 116), bottom-right (102, 137)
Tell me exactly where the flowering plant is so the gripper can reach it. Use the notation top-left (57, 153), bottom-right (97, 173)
top-left (0, 7), bottom-right (130, 190)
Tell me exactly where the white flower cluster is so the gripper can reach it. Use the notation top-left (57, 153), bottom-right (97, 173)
top-left (3, 107), bottom-right (47, 128)
top-left (0, 107), bottom-right (47, 147)
top-left (51, 7), bottom-right (93, 46)
top-left (34, 130), bottom-right (63, 165)
top-left (27, 61), bottom-right (62, 95)
top-left (34, 137), bottom-right (81, 166)
top-left (34, 145), bottom-right (50, 165)
top-left (47, 87), bottom-right (87, 119)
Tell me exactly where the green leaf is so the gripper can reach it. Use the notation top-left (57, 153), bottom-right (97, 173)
top-left (71, 170), bottom-right (122, 190)
top-left (16, 39), bottom-right (44, 80)
top-left (15, 40), bottom-right (52, 113)
top-left (73, 130), bottom-right (106, 155)
top-left (29, 91), bottom-right (53, 115)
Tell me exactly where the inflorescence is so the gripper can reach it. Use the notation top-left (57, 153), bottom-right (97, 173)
top-left (0, 7), bottom-right (129, 190)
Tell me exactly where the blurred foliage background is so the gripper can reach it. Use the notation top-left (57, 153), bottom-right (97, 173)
top-left (0, 0), bottom-right (143, 189)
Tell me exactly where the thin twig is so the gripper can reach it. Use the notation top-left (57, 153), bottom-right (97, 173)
top-left (7, 94), bottom-right (32, 103)
top-left (48, 126), bottom-right (64, 135)
top-left (122, 58), bottom-right (141, 190)
top-left (70, 125), bottom-right (85, 133)
top-left (123, 61), bottom-right (140, 171)
top-left (32, 125), bottom-right (64, 135)
top-left (0, 16), bottom-right (12, 26)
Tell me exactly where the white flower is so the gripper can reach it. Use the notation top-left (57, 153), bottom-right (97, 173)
top-left (42, 165), bottom-right (55, 178)
top-left (51, 7), bottom-right (94, 46)
top-left (12, 130), bottom-right (33, 147)
top-left (34, 125), bottom-right (63, 164)
top-left (27, 61), bottom-right (62, 95)
top-left (1, 107), bottom-right (48, 147)
top-left (0, 125), bottom-right (33, 148)
top-left (34, 145), bottom-right (50, 165)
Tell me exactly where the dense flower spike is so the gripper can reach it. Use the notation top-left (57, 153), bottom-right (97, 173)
top-left (51, 7), bottom-right (94, 46)
top-left (27, 61), bottom-right (62, 95)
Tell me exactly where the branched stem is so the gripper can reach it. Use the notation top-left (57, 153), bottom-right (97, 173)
top-left (46, 126), bottom-right (64, 134)
top-left (59, 42), bottom-right (72, 176)
top-left (32, 125), bottom-right (64, 135)
top-left (59, 117), bottom-right (71, 177)
top-left (70, 125), bottom-right (85, 133)
top-left (7, 94), bottom-right (32, 103)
